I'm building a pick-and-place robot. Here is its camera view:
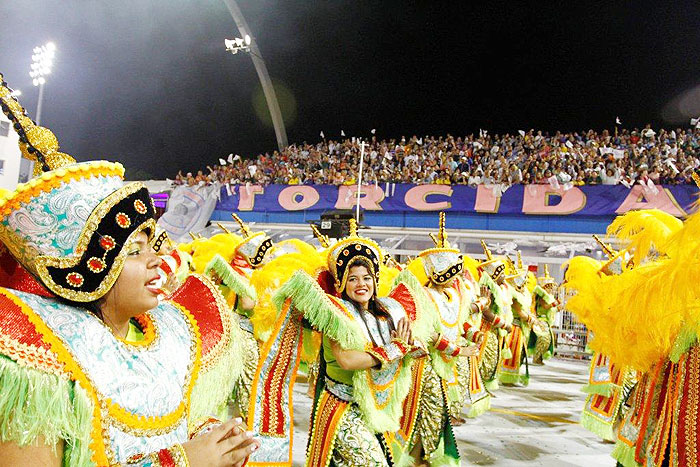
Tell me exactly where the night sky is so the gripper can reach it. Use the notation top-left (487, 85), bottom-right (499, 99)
top-left (0, 1), bottom-right (698, 179)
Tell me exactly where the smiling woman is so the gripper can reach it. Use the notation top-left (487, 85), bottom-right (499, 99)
top-left (0, 75), bottom-right (258, 466)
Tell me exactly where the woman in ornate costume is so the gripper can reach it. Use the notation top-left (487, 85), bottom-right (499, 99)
top-left (475, 242), bottom-right (513, 391)
top-left (528, 265), bottom-right (559, 365)
top-left (498, 253), bottom-right (538, 386)
top-left (285, 219), bottom-right (433, 467)
top-left (0, 74), bottom-right (256, 466)
top-left (394, 212), bottom-right (485, 466)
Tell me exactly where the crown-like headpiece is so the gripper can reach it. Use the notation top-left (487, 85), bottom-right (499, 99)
top-left (592, 234), bottom-right (631, 275)
top-left (477, 239), bottom-right (506, 281)
top-left (0, 74), bottom-right (156, 302)
top-left (326, 218), bottom-right (381, 293)
top-left (419, 212), bottom-right (462, 285)
top-left (310, 223), bottom-right (331, 248)
top-left (231, 213), bottom-right (272, 267)
top-left (0, 74), bottom-right (76, 175)
top-left (537, 264), bottom-right (557, 290)
top-left (505, 254), bottom-right (528, 290)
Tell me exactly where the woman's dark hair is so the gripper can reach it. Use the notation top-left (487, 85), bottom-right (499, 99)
top-left (341, 258), bottom-right (395, 337)
top-left (53, 295), bottom-right (104, 321)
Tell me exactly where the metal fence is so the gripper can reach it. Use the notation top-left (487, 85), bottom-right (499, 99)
top-left (553, 286), bottom-right (589, 359)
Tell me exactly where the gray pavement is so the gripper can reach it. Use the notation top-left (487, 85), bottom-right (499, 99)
top-left (290, 358), bottom-right (615, 466)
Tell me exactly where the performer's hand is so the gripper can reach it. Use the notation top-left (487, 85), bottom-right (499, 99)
top-left (460, 345), bottom-right (479, 357)
top-left (474, 332), bottom-right (485, 347)
top-left (534, 319), bottom-right (546, 334)
top-left (479, 285), bottom-right (491, 308)
top-left (182, 417), bottom-right (260, 467)
top-left (393, 318), bottom-right (413, 345)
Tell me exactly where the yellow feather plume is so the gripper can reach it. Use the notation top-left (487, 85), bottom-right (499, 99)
top-left (249, 249), bottom-right (326, 343)
top-left (462, 255), bottom-right (481, 284)
top-left (190, 233), bottom-right (243, 273)
top-left (406, 257), bottom-right (429, 286)
top-left (566, 208), bottom-right (700, 371)
top-left (606, 209), bottom-right (683, 264)
top-left (377, 264), bottom-right (401, 297)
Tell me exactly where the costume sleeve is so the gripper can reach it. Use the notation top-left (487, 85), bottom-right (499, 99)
top-left (0, 355), bottom-right (93, 466)
top-left (204, 254), bottom-right (257, 304)
top-left (462, 321), bottom-right (485, 344)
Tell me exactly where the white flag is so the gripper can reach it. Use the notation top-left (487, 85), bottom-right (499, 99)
top-left (691, 117), bottom-right (700, 129)
top-left (219, 158), bottom-right (226, 165)
top-left (547, 175), bottom-right (560, 189)
top-left (518, 130), bottom-right (525, 137)
top-left (227, 153), bottom-right (234, 164)
top-left (616, 117), bottom-right (621, 125)
top-left (341, 130), bottom-right (345, 137)
top-left (371, 129), bottom-right (376, 135)
top-left (320, 131), bottom-right (325, 139)
top-left (233, 154), bottom-right (241, 161)
top-left (565, 141), bottom-right (574, 149)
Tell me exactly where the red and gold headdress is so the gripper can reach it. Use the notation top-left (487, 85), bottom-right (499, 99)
top-left (0, 74), bottom-right (155, 302)
top-left (326, 218), bottom-right (381, 293)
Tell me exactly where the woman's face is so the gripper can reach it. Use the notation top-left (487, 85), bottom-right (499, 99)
top-left (345, 264), bottom-right (375, 310)
top-left (102, 231), bottom-right (162, 319)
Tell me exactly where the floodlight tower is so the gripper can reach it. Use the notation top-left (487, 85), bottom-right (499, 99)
top-left (222, 0), bottom-right (288, 150)
top-left (29, 42), bottom-right (56, 126)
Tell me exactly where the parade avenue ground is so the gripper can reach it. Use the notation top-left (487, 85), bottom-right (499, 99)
top-left (290, 358), bottom-right (614, 466)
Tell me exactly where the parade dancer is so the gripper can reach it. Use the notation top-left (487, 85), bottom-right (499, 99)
top-left (498, 253), bottom-right (538, 386)
top-left (475, 241), bottom-right (513, 390)
top-left (528, 264), bottom-right (559, 365)
top-left (395, 212), bottom-right (479, 466)
top-left (241, 219), bottom-right (432, 466)
top-left (0, 75), bottom-right (256, 466)
top-left (565, 207), bottom-right (698, 466)
top-left (454, 255), bottom-right (492, 423)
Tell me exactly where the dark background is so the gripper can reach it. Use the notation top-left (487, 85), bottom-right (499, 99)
top-left (0, 1), bottom-right (698, 179)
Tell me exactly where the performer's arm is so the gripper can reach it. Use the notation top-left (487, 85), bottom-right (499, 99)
top-left (330, 317), bottom-right (414, 370)
top-left (482, 307), bottom-right (513, 332)
top-left (0, 438), bottom-right (62, 467)
top-left (329, 338), bottom-right (380, 370)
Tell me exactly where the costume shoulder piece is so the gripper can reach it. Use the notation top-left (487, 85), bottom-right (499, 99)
top-left (167, 273), bottom-right (244, 424)
top-left (0, 285), bottom-right (204, 466)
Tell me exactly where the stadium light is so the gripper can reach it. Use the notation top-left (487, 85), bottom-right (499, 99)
top-left (28, 42), bottom-right (56, 125)
top-left (224, 36), bottom-right (251, 55)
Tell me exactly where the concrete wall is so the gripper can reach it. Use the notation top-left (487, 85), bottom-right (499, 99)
top-left (0, 112), bottom-right (22, 191)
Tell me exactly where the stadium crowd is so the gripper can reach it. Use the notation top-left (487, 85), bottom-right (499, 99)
top-left (174, 125), bottom-right (700, 187)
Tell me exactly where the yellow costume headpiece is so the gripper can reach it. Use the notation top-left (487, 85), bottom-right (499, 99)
top-left (231, 213), bottom-right (273, 267)
top-left (418, 212), bottom-right (463, 285)
top-left (477, 239), bottom-right (506, 281)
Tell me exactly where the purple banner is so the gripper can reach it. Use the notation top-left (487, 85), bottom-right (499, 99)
top-left (215, 183), bottom-right (698, 217)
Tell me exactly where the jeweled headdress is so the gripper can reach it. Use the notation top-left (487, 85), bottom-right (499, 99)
top-left (418, 212), bottom-right (463, 285)
top-left (537, 265), bottom-right (557, 291)
top-left (592, 234), bottom-right (629, 276)
top-left (327, 218), bottom-right (381, 293)
top-left (477, 240), bottom-right (506, 281)
top-left (231, 213), bottom-right (273, 267)
top-left (0, 74), bottom-right (155, 302)
top-left (505, 251), bottom-right (528, 290)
